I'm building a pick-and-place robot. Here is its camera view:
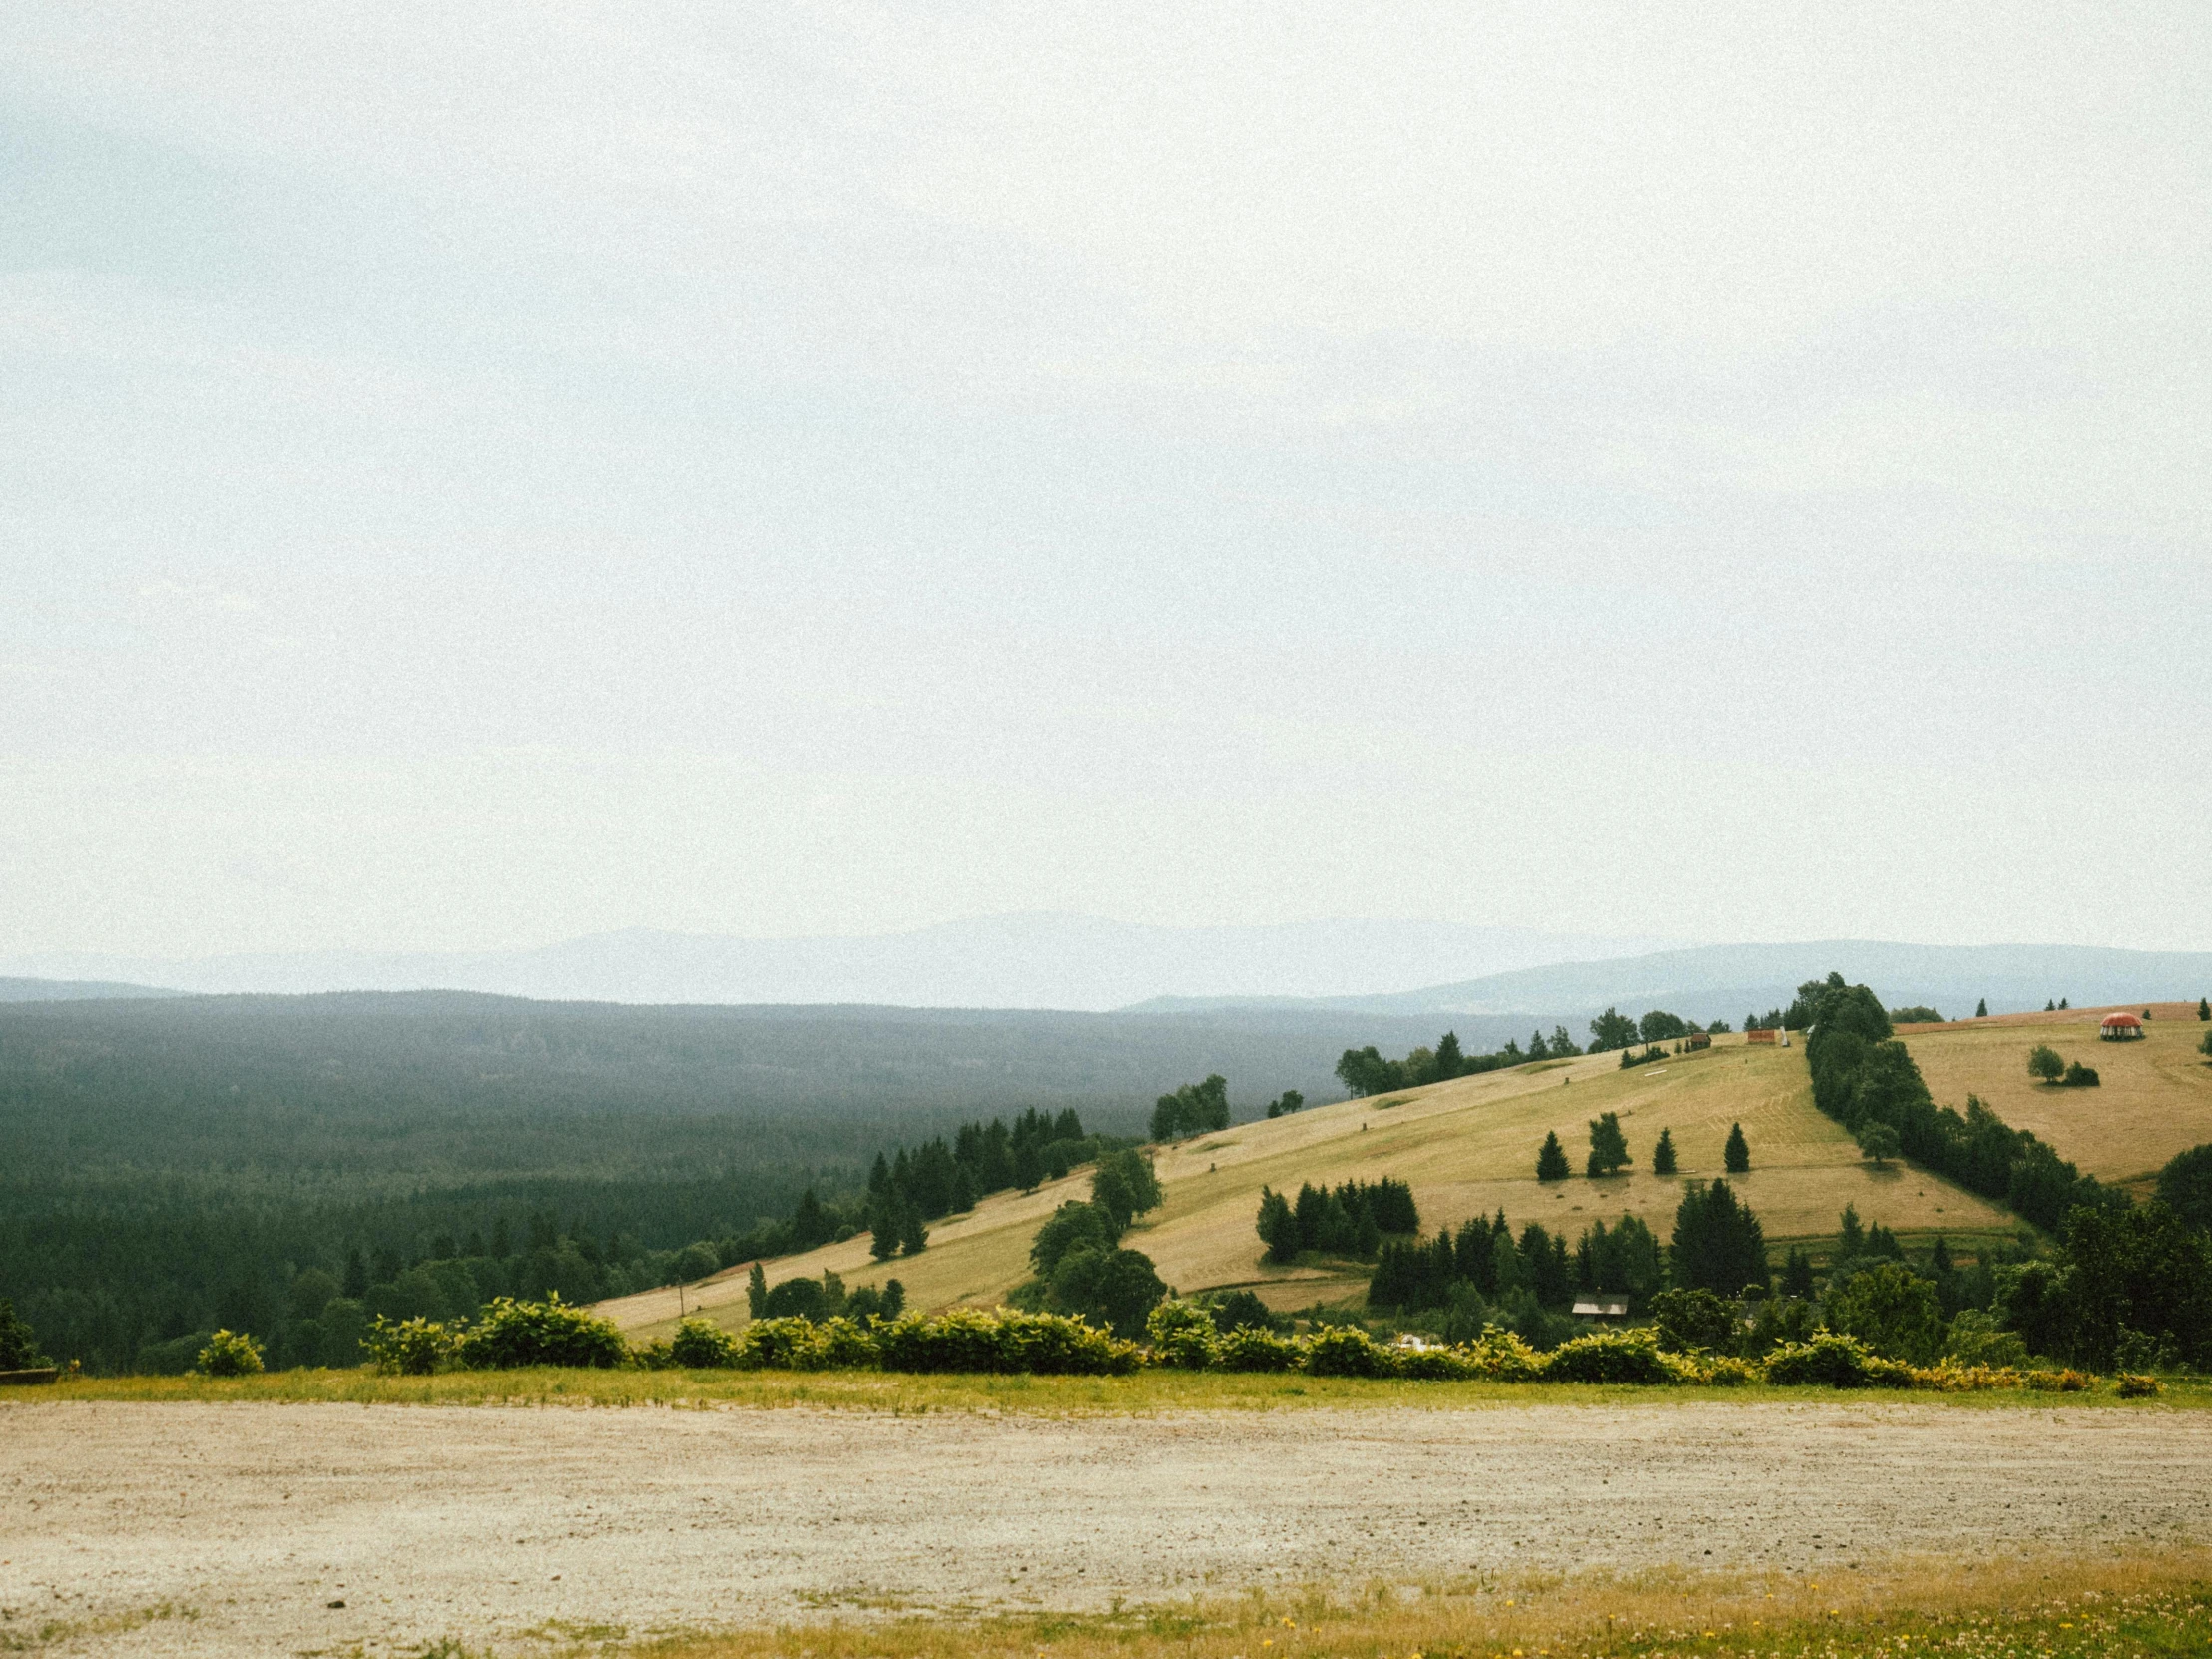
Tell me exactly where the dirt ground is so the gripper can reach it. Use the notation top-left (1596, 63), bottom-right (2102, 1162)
top-left (4, 1400), bottom-right (2206, 1657)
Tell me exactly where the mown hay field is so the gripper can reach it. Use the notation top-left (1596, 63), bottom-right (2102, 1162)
top-left (1898, 1004), bottom-right (2212, 1184)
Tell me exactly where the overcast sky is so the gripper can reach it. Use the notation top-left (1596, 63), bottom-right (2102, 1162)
top-left (3, 4), bottom-right (2207, 960)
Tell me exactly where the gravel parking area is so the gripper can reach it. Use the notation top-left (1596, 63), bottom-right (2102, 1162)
top-left (3, 1399), bottom-right (2203, 1655)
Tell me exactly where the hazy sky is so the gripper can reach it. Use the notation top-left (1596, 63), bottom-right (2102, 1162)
top-left (4, 5), bottom-right (2208, 959)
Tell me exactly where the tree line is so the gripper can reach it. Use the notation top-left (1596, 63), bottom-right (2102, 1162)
top-left (1334, 1008), bottom-right (1725, 1097)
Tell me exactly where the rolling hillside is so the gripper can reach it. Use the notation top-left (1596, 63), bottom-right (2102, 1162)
top-left (603, 1028), bottom-right (2025, 1338)
top-left (610, 1005), bottom-right (2212, 1339)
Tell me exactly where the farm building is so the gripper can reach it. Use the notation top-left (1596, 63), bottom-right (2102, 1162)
top-left (1572, 1297), bottom-right (1630, 1320)
top-left (2099, 1012), bottom-right (2145, 1041)
top-left (1746, 1028), bottom-right (1777, 1046)
top-left (1686, 1031), bottom-right (1711, 1050)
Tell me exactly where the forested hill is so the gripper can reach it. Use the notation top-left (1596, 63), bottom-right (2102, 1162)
top-left (0, 989), bottom-right (1457, 1372)
top-left (0, 990), bottom-right (1463, 1182)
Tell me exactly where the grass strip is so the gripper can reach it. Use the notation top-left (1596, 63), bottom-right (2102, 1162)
top-left (10, 1368), bottom-right (2212, 1413)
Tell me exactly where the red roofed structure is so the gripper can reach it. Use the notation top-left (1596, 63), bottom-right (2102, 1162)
top-left (2099, 1012), bottom-right (2144, 1041)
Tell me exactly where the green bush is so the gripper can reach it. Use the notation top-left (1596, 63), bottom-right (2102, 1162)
top-left (668, 1317), bottom-right (740, 1369)
top-left (1650, 1287), bottom-right (1739, 1355)
top-left (1761, 1332), bottom-right (1912, 1388)
top-left (195, 1329), bottom-right (265, 1377)
top-left (1303, 1326), bottom-right (1394, 1378)
top-left (2061, 1061), bottom-right (2100, 1088)
top-left (365, 1314), bottom-right (457, 1376)
top-left (452, 1295), bottom-right (627, 1370)
top-left (1462, 1326), bottom-right (1546, 1381)
top-left (1940, 1309), bottom-right (2030, 1369)
top-left (812, 1315), bottom-right (880, 1369)
top-left (1213, 1326), bottom-right (1302, 1373)
top-left (0, 1298), bottom-right (50, 1370)
top-left (1391, 1342), bottom-right (1480, 1381)
top-left (735, 1315), bottom-right (829, 1369)
top-left (2115, 1373), bottom-right (2162, 1398)
top-left (995, 1310), bottom-right (1140, 1375)
top-left (1145, 1300), bottom-right (1220, 1369)
top-left (1542, 1327), bottom-right (1672, 1384)
top-left (869, 1308), bottom-right (1137, 1375)
top-left (1825, 1262), bottom-right (1947, 1363)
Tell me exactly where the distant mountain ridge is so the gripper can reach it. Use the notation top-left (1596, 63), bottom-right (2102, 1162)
top-left (1129, 940), bottom-right (2212, 1025)
top-left (0, 976), bottom-right (178, 1003)
top-left (1, 915), bottom-right (1675, 1010)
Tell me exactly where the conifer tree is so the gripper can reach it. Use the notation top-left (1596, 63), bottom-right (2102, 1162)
top-left (1781, 1246), bottom-right (1815, 1300)
top-left (1536, 1130), bottom-right (1571, 1181)
top-left (869, 1201), bottom-right (901, 1262)
top-left (898, 1200), bottom-right (929, 1257)
top-left (1651, 1127), bottom-right (1678, 1176)
top-left (1975, 998), bottom-right (1988, 1019)
top-left (2198, 997), bottom-right (2209, 1021)
top-left (746, 1262), bottom-right (768, 1318)
top-left (1724, 1122), bottom-right (1750, 1173)
top-left (1836, 1204), bottom-right (1866, 1259)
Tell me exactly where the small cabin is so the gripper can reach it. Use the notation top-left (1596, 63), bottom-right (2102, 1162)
top-left (2099, 1012), bottom-right (2145, 1042)
top-left (1746, 1027), bottom-right (1777, 1045)
top-left (1572, 1297), bottom-right (1630, 1320)
top-left (1686, 1031), bottom-right (1711, 1050)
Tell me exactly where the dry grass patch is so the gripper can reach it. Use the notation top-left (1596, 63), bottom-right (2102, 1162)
top-left (573, 1552), bottom-right (2212, 1659)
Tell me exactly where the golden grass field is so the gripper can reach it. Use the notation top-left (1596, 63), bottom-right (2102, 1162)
top-left (604, 1028), bottom-right (2063, 1341)
top-left (1897, 1002), bottom-right (2212, 1187)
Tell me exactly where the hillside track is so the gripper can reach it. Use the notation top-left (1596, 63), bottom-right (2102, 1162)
top-left (4, 1399), bottom-right (2205, 1655)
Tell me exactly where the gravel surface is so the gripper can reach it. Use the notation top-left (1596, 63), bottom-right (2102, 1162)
top-left (3, 1400), bottom-right (2204, 1655)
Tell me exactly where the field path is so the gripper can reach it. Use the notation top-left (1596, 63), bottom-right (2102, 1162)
top-left (3, 1400), bottom-right (2205, 1655)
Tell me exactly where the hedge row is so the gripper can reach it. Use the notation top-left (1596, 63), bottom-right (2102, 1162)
top-left (362, 1296), bottom-right (2138, 1393)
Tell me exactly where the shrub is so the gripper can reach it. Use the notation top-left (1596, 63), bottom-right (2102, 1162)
top-left (1650, 1287), bottom-right (1739, 1355)
top-left (1204, 1289), bottom-right (1280, 1333)
top-left (1542, 1327), bottom-right (1672, 1384)
top-left (0, 1298), bottom-right (50, 1370)
top-left (2022, 1367), bottom-right (2093, 1392)
top-left (1146, 1300), bottom-right (1221, 1369)
top-left (1391, 1343), bottom-right (1480, 1381)
top-left (1825, 1262), bottom-right (1946, 1364)
top-left (996, 1310), bottom-right (1138, 1375)
top-left (1462, 1326), bottom-right (1545, 1381)
top-left (2028, 1044), bottom-right (2065, 1083)
top-left (195, 1329), bottom-right (265, 1377)
top-left (1762, 1332), bottom-right (1912, 1388)
top-left (1685, 1354), bottom-right (1758, 1385)
top-left (2062, 1061), bottom-right (2100, 1087)
top-left (452, 1295), bottom-right (627, 1370)
top-left (2115, 1373), bottom-right (2162, 1398)
top-left (1303, 1326), bottom-right (1394, 1378)
top-left (1941, 1309), bottom-right (2030, 1369)
top-left (1213, 1326), bottom-right (1303, 1373)
top-left (365, 1315), bottom-right (456, 1376)
top-left (813, 1315), bottom-right (880, 1369)
top-left (668, 1317), bottom-right (740, 1369)
top-left (736, 1315), bottom-right (828, 1370)
top-left (1910, 1363), bottom-right (2024, 1392)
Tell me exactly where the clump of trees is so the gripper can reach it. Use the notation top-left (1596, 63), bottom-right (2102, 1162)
top-left (1263, 1090), bottom-right (1306, 1119)
top-left (1006, 1150), bottom-right (1167, 1338)
top-left (2027, 1045), bottom-right (2099, 1087)
top-left (864, 1107), bottom-right (1111, 1256)
top-left (1889, 1005), bottom-right (1944, 1024)
top-left (1255, 1177), bottom-right (1418, 1263)
top-left (1586, 1112), bottom-right (1631, 1177)
top-left (1151, 1075), bottom-right (1230, 1141)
